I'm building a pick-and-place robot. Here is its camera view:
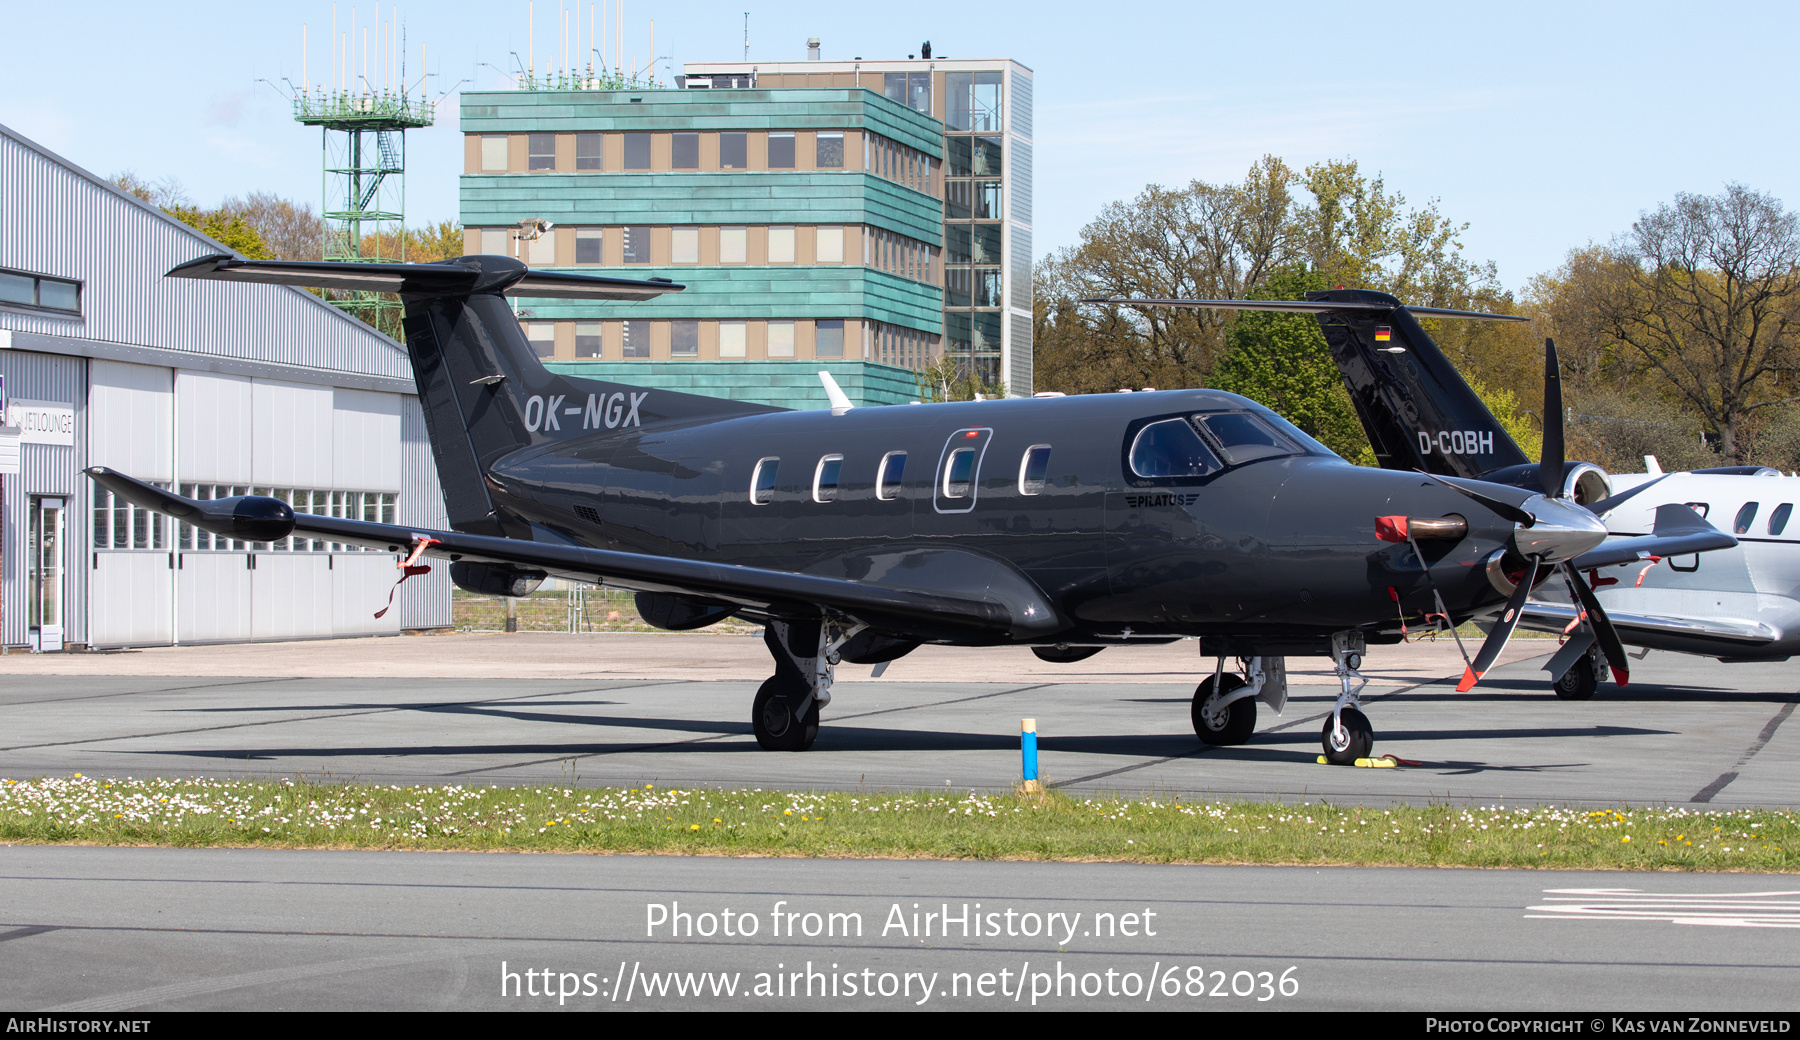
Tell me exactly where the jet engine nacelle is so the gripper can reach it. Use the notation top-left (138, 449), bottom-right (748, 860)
top-left (449, 561), bottom-right (547, 598)
top-left (1479, 460), bottom-right (1612, 505)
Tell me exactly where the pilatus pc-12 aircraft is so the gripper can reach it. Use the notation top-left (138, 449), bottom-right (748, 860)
top-left (1093, 290), bottom-right (1739, 700)
top-left (95, 255), bottom-right (1672, 764)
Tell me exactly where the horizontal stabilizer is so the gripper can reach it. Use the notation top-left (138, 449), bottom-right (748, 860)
top-left (166, 254), bottom-right (683, 301)
top-left (1080, 297), bottom-right (1528, 322)
top-left (1568, 503), bottom-right (1736, 570)
top-left (87, 467), bottom-right (1024, 640)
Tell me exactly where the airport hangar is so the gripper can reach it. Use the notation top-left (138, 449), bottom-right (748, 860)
top-left (0, 122), bottom-right (451, 651)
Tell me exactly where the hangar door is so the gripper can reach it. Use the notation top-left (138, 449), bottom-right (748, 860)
top-left (88, 360), bottom-right (175, 647)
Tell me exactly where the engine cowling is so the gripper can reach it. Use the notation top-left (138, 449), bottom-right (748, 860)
top-left (1479, 460), bottom-right (1612, 505)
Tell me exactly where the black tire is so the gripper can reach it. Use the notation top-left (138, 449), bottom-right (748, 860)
top-left (1192, 673), bottom-right (1257, 745)
top-left (1321, 707), bottom-right (1373, 765)
top-left (1553, 656), bottom-right (1597, 700)
top-left (752, 676), bottom-right (821, 751)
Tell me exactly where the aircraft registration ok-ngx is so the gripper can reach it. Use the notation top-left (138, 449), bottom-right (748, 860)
top-left (94, 255), bottom-right (1617, 763)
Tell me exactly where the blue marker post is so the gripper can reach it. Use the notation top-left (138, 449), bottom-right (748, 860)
top-left (1020, 718), bottom-right (1042, 793)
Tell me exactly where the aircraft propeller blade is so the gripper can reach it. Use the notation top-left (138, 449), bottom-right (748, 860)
top-left (1414, 471), bottom-right (1537, 527)
top-left (1540, 339), bottom-right (1565, 498)
top-left (1560, 561), bottom-right (1630, 686)
top-left (1457, 554), bottom-right (1541, 692)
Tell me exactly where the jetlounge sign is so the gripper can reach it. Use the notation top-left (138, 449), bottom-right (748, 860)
top-left (9, 399), bottom-right (75, 446)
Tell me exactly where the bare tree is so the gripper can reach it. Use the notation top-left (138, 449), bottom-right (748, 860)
top-left (1600, 184), bottom-right (1800, 459)
top-left (220, 191), bottom-right (323, 261)
top-left (109, 171), bottom-right (190, 209)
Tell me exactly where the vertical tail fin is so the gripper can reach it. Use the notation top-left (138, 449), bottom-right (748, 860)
top-left (167, 254), bottom-right (779, 536)
top-left (1304, 288), bottom-right (1532, 480)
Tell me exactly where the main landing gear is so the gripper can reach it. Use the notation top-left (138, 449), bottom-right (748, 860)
top-left (1321, 632), bottom-right (1374, 765)
top-left (1192, 654), bottom-right (1287, 746)
top-left (753, 618), bottom-right (863, 751)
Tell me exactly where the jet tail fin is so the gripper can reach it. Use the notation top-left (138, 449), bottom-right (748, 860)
top-left (168, 254), bottom-right (780, 537)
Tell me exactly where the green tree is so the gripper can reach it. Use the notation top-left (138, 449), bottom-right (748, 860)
top-left (164, 205), bottom-right (273, 260)
top-left (1208, 266), bottom-right (1373, 462)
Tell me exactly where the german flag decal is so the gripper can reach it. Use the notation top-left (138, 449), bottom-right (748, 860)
top-left (1374, 326), bottom-right (1392, 342)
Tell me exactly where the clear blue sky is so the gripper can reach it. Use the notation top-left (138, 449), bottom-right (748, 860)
top-left (4, 0), bottom-right (1793, 293)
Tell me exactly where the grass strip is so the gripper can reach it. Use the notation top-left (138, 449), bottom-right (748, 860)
top-left (2, 774), bottom-right (1794, 871)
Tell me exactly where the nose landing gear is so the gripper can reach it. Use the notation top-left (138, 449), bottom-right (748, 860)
top-left (1322, 632), bottom-right (1374, 765)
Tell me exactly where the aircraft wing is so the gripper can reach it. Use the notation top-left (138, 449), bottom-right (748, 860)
top-left (1518, 601), bottom-right (1779, 647)
top-left (1568, 503), bottom-right (1737, 569)
top-left (87, 468), bottom-right (1027, 640)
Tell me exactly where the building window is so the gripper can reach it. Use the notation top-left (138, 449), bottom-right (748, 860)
top-left (946, 72), bottom-right (1003, 132)
top-left (480, 134), bottom-right (508, 171)
top-left (946, 180), bottom-right (971, 221)
top-left (528, 133), bottom-right (556, 171)
top-left (576, 228), bottom-right (602, 264)
top-left (883, 72), bottom-right (931, 114)
top-left (0, 269), bottom-right (81, 316)
top-left (622, 226), bottom-right (650, 264)
top-left (480, 228), bottom-right (509, 256)
top-left (526, 229), bottom-right (556, 266)
top-left (623, 132), bottom-right (651, 170)
top-left (816, 226), bottom-right (844, 264)
top-left (976, 269), bottom-right (1004, 307)
top-left (975, 181), bottom-right (1003, 220)
top-left (672, 132), bottom-right (700, 169)
top-left (769, 226), bottom-right (796, 264)
top-left (576, 323), bottom-right (603, 357)
top-left (944, 267), bottom-right (970, 308)
top-left (720, 226), bottom-right (747, 264)
top-left (671, 227), bottom-right (699, 264)
top-left (768, 132), bottom-right (795, 169)
top-left (576, 132), bottom-right (603, 170)
top-left (527, 323), bottom-right (556, 358)
top-left (671, 320), bottom-right (699, 357)
top-left (622, 320), bottom-right (650, 358)
top-left (816, 320), bottom-right (845, 358)
top-left (720, 131), bottom-right (747, 169)
top-left (719, 321), bottom-right (747, 358)
top-left (767, 320), bottom-right (795, 358)
top-left (816, 131), bottom-right (844, 168)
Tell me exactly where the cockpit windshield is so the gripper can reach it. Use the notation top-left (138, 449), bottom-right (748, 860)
top-left (1196, 412), bottom-right (1300, 465)
top-left (1127, 409), bottom-right (1336, 483)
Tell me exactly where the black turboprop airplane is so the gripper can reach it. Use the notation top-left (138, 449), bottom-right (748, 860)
top-left (94, 255), bottom-right (1625, 764)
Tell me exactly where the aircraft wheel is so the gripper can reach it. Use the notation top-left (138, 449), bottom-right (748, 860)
top-left (1553, 656), bottom-right (1597, 700)
top-left (1192, 673), bottom-right (1256, 745)
top-left (752, 677), bottom-right (821, 752)
top-left (1321, 707), bottom-right (1373, 765)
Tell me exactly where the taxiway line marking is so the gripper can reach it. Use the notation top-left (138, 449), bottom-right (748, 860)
top-left (1690, 694), bottom-right (1799, 803)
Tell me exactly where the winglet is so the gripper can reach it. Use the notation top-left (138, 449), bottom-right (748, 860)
top-left (819, 370), bottom-right (854, 415)
top-left (1456, 666), bottom-right (1481, 692)
top-left (1645, 455), bottom-right (1663, 476)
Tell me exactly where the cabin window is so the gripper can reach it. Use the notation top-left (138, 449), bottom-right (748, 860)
top-left (1770, 503), bottom-right (1793, 536)
top-left (943, 448), bottom-right (977, 499)
top-left (751, 458), bottom-right (780, 505)
top-left (877, 451), bottom-right (906, 500)
top-left (1019, 445), bottom-right (1051, 495)
top-left (813, 455), bottom-right (843, 503)
top-left (1734, 502), bottom-right (1760, 534)
top-left (1197, 412), bottom-right (1299, 465)
top-left (1129, 418), bottom-right (1220, 479)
